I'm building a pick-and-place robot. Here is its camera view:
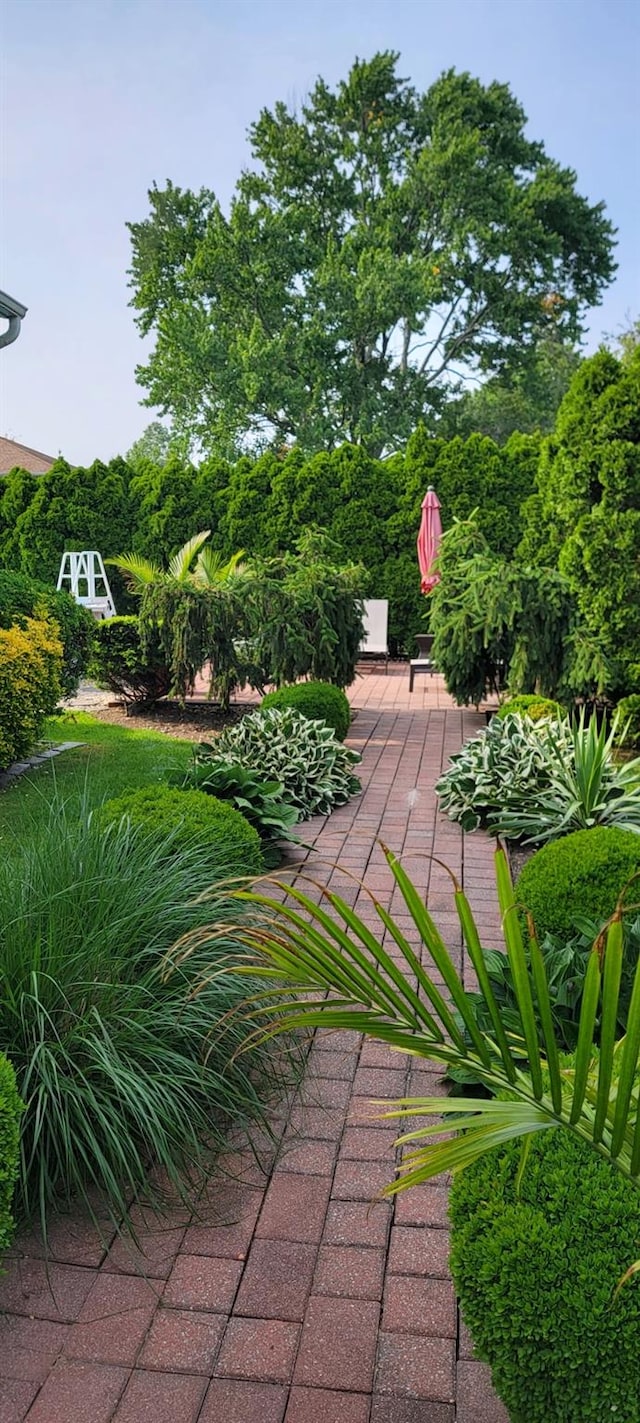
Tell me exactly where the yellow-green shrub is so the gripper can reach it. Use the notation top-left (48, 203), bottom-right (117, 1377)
top-left (0, 617), bottom-right (63, 770)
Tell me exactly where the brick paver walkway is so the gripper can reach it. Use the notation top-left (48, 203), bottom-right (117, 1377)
top-left (0, 667), bottom-right (509, 1423)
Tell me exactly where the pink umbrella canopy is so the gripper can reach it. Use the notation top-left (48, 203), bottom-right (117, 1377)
top-left (417, 486), bottom-right (442, 594)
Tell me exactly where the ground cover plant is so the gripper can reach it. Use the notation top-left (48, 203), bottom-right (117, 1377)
top-left (194, 706), bottom-right (361, 819)
top-left (459, 913), bottom-right (640, 1055)
top-left (0, 797), bottom-right (295, 1231)
top-left (176, 760), bottom-right (299, 865)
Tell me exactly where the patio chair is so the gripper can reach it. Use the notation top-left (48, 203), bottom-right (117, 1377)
top-left (409, 633), bottom-right (436, 691)
top-left (359, 599), bottom-right (389, 672)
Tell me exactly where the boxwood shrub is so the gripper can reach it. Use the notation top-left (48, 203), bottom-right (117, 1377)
top-left (515, 825), bottom-right (640, 941)
top-left (496, 693), bottom-right (566, 722)
top-left (100, 785), bottom-right (264, 878)
top-left (260, 681), bottom-right (351, 740)
top-left (0, 569), bottom-right (94, 698)
top-left (0, 1054), bottom-right (23, 1262)
top-left (449, 1125), bottom-right (640, 1422)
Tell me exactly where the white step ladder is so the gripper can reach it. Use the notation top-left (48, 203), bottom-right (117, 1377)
top-left (56, 551), bottom-right (116, 620)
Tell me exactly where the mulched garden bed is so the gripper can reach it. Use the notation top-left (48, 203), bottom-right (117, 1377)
top-left (88, 699), bottom-right (255, 741)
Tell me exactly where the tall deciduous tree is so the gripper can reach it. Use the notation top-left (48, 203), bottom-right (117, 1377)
top-left (128, 53), bottom-right (615, 457)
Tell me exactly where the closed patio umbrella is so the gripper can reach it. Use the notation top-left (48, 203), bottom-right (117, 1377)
top-left (417, 486), bottom-right (442, 593)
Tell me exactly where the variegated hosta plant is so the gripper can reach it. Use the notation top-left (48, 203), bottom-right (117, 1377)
top-left (212, 846), bottom-right (640, 1209)
top-left (195, 707), bottom-right (361, 819)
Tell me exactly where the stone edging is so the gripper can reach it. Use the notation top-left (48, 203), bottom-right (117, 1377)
top-left (0, 742), bottom-right (85, 791)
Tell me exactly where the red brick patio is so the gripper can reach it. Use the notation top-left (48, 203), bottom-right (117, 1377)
top-left (0, 667), bottom-right (509, 1422)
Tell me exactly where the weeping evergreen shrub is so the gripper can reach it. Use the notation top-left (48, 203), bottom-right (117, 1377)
top-left (429, 519), bottom-right (574, 706)
top-left (136, 533), bottom-right (367, 706)
top-left (139, 577), bottom-right (249, 710)
top-left (247, 533), bottom-right (367, 690)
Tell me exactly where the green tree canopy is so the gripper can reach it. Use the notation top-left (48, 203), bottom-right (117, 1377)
top-left (440, 330), bottom-right (581, 443)
top-left (126, 421), bottom-right (172, 471)
top-left (128, 52), bottom-right (615, 457)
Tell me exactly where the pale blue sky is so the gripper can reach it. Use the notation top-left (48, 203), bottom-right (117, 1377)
top-left (1, 0), bottom-right (638, 464)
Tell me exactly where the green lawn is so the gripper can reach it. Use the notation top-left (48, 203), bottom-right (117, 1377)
top-left (0, 712), bottom-right (194, 849)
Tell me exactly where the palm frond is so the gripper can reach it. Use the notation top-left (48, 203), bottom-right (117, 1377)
top-left (181, 844), bottom-right (640, 1193)
top-left (167, 530), bottom-right (211, 582)
top-left (107, 552), bottom-right (162, 591)
top-left (193, 546), bottom-right (246, 586)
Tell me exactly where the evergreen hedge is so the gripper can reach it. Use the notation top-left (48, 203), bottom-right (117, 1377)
top-left (0, 433), bottom-right (537, 656)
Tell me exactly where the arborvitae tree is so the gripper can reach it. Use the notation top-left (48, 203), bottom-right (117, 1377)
top-left (520, 348), bottom-right (640, 697)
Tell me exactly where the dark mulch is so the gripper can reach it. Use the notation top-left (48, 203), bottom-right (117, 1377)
top-left (506, 840), bottom-right (535, 882)
top-left (88, 699), bottom-right (256, 741)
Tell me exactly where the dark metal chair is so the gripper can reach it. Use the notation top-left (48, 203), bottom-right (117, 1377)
top-left (409, 633), bottom-right (436, 692)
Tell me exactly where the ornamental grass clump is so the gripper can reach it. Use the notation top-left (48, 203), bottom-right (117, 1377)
top-left (0, 796), bottom-right (296, 1232)
top-left (195, 707), bottom-right (361, 819)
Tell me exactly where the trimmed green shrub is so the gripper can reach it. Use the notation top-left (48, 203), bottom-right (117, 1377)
top-left (496, 693), bottom-right (566, 722)
top-left (101, 785), bottom-right (264, 878)
top-left (0, 1054), bottom-right (24, 1261)
top-left (0, 795), bottom-right (293, 1228)
top-left (0, 569), bottom-right (94, 698)
top-left (449, 1124), bottom-right (640, 1422)
top-left (616, 694), bottom-right (640, 751)
top-left (195, 707), bottom-right (361, 819)
top-left (260, 681), bottom-right (351, 740)
top-left (516, 826), bottom-right (640, 941)
top-left (91, 615), bottom-right (172, 705)
top-left (0, 617), bottom-right (63, 770)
